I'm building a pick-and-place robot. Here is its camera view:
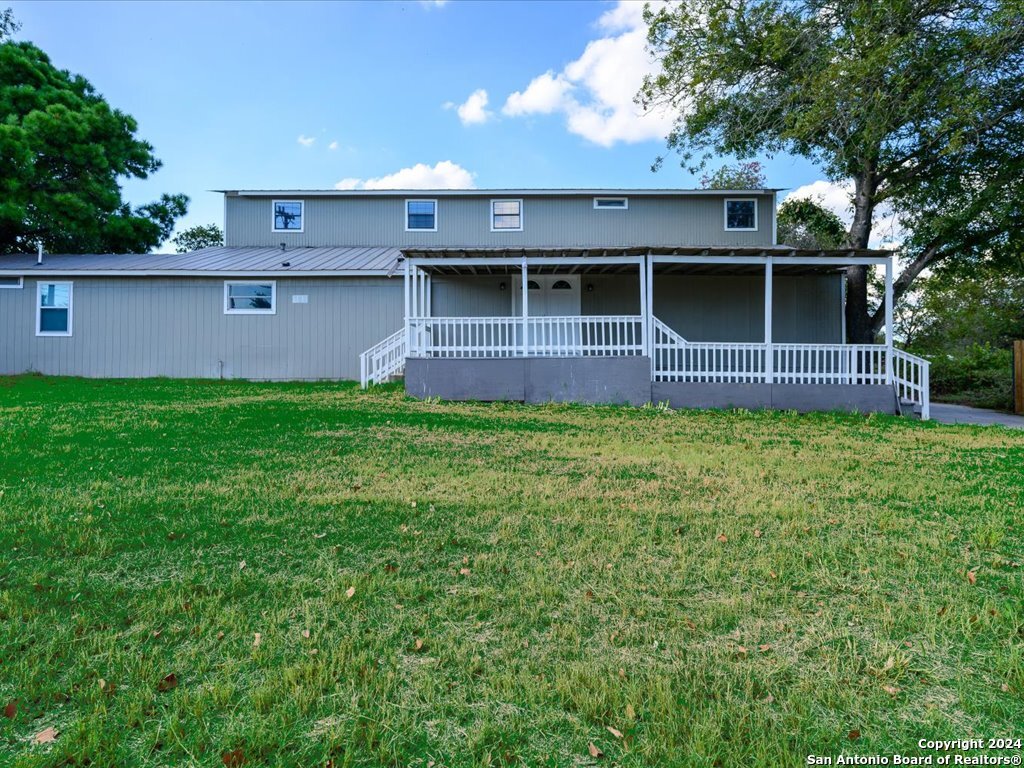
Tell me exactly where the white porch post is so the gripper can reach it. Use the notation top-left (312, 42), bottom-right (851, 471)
top-left (764, 257), bottom-right (774, 384)
top-left (403, 258), bottom-right (411, 357)
top-left (639, 256), bottom-right (648, 357)
top-left (884, 255), bottom-right (894, 384)
top-left (646, 254), bottom-right (655, 373)
top-left (521, 257), bottom-right (529, 357)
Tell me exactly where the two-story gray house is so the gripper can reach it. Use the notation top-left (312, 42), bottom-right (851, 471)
top-left (0, 189), bottom-right (930, 417)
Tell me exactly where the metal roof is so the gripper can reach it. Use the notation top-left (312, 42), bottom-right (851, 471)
top-left (0, 246), bottom-right (403, 276)
top-left (400, 245), bottom-right (889, 259)
top-left (220, 188), bottom-right (783, 197)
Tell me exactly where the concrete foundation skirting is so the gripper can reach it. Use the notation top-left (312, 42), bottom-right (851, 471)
top-left (652, 381), bottom-right (898, 414)
top-left (407, 358), bottom-right (899, 414)
top-left (405, 356), bottom-right (651, 406)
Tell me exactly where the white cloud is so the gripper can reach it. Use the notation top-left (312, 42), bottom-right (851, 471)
top-left (500, 1), bottom-right (674, 147)
top-left (420, 0), bottom-right (448, 7)
top-left (334, 161), bottom-right (476, 190)
top-left (328, 141), bottom-right (339, 151)
top-left (784, 180), bottom-right (904, 248)
top-left (448, 89), bottom-right (492, 125)
top-left (503, 72), bottom-right (573, 116)
top-left (297, 134), bottom-right (316, 147)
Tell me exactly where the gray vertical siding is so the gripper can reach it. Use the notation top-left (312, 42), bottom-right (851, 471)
top-left (0, 277), bottom-right (402, 380)
top-left (226, 194), bottom-right (776, 249)
top-left (431, 273), bottom-right (842, 343)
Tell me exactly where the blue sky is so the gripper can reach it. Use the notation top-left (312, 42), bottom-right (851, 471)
top-left (11, 0), bottom-right (835, 246)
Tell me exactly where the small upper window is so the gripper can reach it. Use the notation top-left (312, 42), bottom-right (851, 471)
top-left (0, 276), bottom-right (23, 288)
top-left (725, 198), bottom-right (758, 231)
top-left (593, 197), bottom-right (628, 210)
top-left (37, 281), bottom-right (72, 336)
top-left (551, 280), bottom-right (573, 290)
top-left (225, 281), bottom-right (276, 314)
top-left (491, 199), bottom-right (523, 231)
top-left (272, 200), bottom-right (303, 232)
top-left (406, 199), bottom-right (437, 231)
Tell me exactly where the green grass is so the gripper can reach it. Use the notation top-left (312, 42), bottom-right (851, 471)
top-left (1, 376), bottom-right (1023, 767)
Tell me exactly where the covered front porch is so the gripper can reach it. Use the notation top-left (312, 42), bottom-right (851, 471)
top-left (360, 247), bottom-right (930, 418)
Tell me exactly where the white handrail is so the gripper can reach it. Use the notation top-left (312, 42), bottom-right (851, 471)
top-left (359, 327), bottom-right (406, 388)
top-left (408, 315), bottom-right (644, 358)
top-left (892, 348), bottom-right (931, 420)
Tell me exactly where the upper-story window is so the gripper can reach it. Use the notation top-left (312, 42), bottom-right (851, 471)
top-left (491, 199), bottom-right (523, 231)
top-left (406, 199), bottom-right (437, 231)
top-left (272, 200), bottom-right (303, 232)
top-left (593, 197), bottom-right (628, 210)
top-left (724, 198), bottom-right (758, 231)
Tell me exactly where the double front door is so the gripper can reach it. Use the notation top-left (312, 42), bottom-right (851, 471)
top-left (513, 275), bottom-right (581, 316)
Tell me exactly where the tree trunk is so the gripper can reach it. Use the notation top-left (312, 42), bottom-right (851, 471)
top-left (844, 173), bottom-right (878, 343)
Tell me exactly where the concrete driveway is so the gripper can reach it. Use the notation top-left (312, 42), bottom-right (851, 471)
top-left (929, 403), bottom-right (1024, 429)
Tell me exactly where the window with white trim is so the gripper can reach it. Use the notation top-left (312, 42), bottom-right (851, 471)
top-left (0, 276), bottom-right (23, 288)
top-left (491, 199), bottom-right (523, 231)
top-left (593, 197), bottom-right (628, 210)
top-left (272, 200), bottom-right (303, 232)
top-left (224, 281), bottom-right (276, 314)
top-left (37, 281), bottom-right (72, 336)
top-left (725, 198), bottom-right (758, 230)
top-left (406, 199), bottom-right (437, 231)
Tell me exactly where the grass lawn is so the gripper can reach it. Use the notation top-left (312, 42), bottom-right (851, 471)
top-left (1, 377), bottom-right (1022, 767)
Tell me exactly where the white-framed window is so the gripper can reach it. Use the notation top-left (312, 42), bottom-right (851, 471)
top-left (224, 281), bottom-right (276, 315)
top-left (593, 197), bottom-right (628, 210)
top-left (272, 200), bottom-right (304, 232)
top-left (0, 276), bottom-right (23, 288)
top-left (36, 281), bottom-right (72, 336)
top-left (405, 199), bottom-right (437, 232)
top-left (491, 199), bottom-right (523, 231)
top-left (724, 198), bottom-right (758, 231)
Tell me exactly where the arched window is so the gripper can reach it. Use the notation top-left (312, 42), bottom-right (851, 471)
top-left (527, 280), bottom-right (541, 290)
top-left (551, 280), bottom-right (572, 290)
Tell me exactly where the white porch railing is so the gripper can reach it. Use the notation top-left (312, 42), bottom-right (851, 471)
top-left (892, 348), bottom-right (931, 420)
top-left (359, 327), bottom-right (406, 387)
top-left (408, 315), bottom-right (644, 358)
top-left (651, 318), bottom-right (931, 418)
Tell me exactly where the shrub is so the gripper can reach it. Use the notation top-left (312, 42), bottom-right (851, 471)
top-left (926, 344), bottom-right (1013, 410)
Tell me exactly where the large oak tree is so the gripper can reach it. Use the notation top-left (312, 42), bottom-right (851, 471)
top-left (0, 14), bottom-right (187, 255)
top-left (642, 0), bottom-right (1024, 342)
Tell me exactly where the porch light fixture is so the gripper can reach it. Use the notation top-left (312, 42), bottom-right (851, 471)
top-left (586, 283), bottom-right (595, 292)
top-left (499, 282), bottom-right (507, 291)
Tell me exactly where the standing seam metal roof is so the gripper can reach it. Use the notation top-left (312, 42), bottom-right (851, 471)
top-left (0, 246), bottom-right (404, 274)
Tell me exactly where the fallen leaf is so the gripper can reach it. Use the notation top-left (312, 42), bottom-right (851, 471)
top-left (967, 570), bottom-right (977, 585)
top-left (222, 748), bottom-right (246, 767)
top-left (414, 638), bottom-right (424, 651)
top-left (588, 742), bottom-right (604, 758)
top-left (763, 693), bottom-right (775, 703)
top-left (3, 700), bottom-right (15, 719)
top-left (157, 673), bottom-right (178, 692)
top-left (33, 727), bottom-right (58, 744)
top-left (253, 633), bottom-right (262, 648)
top-left (459, 567), bottom-right (471, 576)
top-left (1001, 683), bottom-right (1010, 692)
top-left (313, 533), bottom-right (326, 540)
top-left (769, 570), bottom-right (778, 579)
top-left (301, 629), bottom-right (310, 639)
top-left (345, 586), bottom-right (356, 599)
top-left (238, 560), bottom-right (246, 571)
top-left (937, 605), bottom-right (948, 616)
top-left (625, 703), bottom-right (636, 720)
top-left (736, 645), bottom-right (749, 658)
top-left (618, 668), bottom-right (626, 679)
top-left (716, 533), bottom-right (728, 543)
top-left (606, 726), bottom-right (623, 739)
top-left (462, 556), bottom-right (469, 565)
top-left (585, 590), bottom-right (594, 600)
top-left (152, 629), bottom-right (162, 639)
top-left (848, 729), bottom-right (861, 741)
top-left (98, 679), bottom-right (106, 691)
top-left (753, 528), bottom-right (763, 538)
top-left (758, 643), bottom-right (772, 652)
top-left (217, 631), bottom-right (225, 641)
top-left (882, 685), bottom-right (900, 696)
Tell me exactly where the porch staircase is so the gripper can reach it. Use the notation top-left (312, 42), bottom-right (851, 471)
top-left (359, 328), bottom-right (406, 387)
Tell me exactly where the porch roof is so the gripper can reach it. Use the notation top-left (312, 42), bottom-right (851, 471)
top-left (400, 246), bottom-right (892, 275)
